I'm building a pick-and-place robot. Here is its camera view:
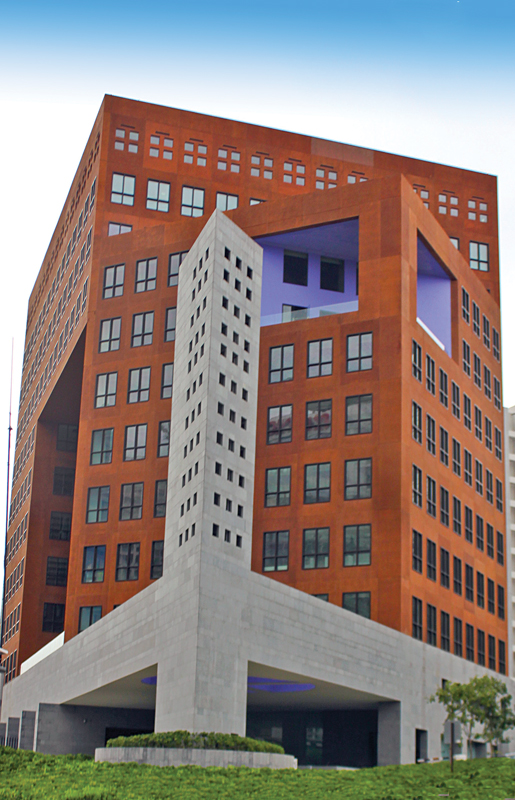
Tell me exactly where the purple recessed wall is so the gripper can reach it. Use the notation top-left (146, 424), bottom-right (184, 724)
top-left (417, 238), bottom-right (453, 356)
top-left (255, 220), bottom-right (359, 326)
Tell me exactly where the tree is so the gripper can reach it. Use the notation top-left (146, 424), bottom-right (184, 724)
top-left (430, 675), bottom-right (515, 763)
top-left (471, 676), bottom-right (515, 757)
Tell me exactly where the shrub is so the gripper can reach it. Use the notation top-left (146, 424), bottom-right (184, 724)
top-left (106, 730), bottom-right (284, 754)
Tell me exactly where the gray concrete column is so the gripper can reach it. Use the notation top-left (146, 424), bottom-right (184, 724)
top-left (377, 701), bottom-right (401, 765)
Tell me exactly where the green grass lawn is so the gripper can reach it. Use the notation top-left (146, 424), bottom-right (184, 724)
top-left (2, 746), bottom-right (515, 799)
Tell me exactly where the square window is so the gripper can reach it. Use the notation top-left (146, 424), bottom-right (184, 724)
top-left (181, 186), bottom-right (205, 217)
top-left (146, 180), bottom-right (170, 213)
top-left (343, 592), bottom-right (370, 619)
top-left (111, 173), bottom-right (135, 206)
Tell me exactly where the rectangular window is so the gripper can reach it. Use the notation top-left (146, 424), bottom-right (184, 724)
top-left (53, 466), bottom-right (75, 496)
top-left (426, 355), bottom-right (435, 394)
top-left (216, 192), bottom-right (239, 211)
top-left (86, 486), bottom-right (110, 523)
top-left (470, 241), bottom-right (489, 272)
top-left (131, 311), bottom-right (154, 347)
top-left (154, 479), bottom-right (167, 517)
top-left (263, 530), bottom-right (289, 572)
top-left (99, 317), bottom-right (121, 352)
top-left (134, 259), bottom-right (157, 295)
top-left (493, 328), bottom-right (500, 361)
top-left (164, 307), bottom-right (177, 342)
top-left (473, 354), bottom-right (481, 389)
top-left (426, 415), bottom-right (436, 455)
top-left (474, 406), bottom-right (482, 441)
top-left (427, 604), bottom-right (437, 646)
top-left (158, 421), bottom-right (170, 457)
top-left (495, 427), bottom-right (502, 460)
top-left (95, 372), bottom-right (117, 408)
top-left (345, 458), bottom-right (372, 500)
top-left (498, 585), bottom-right (505, 620)
top-left (412, 340), bottom-right (422, 381)
top-left (181, 186), bottom-right (205, 217)
top-left (427, 476), bottom-right (436, 517)
top-left (486, 470), bottom-right (493, 504)
top-left (463, 340), bottom-right (471, 376)
top-left (441, 611), bottom-right (450, 652)
top-left (42, 602), bottom-right (65, 633)
top-left (303, 527), bottom-right (330, 569)
top-left (439, 369), bottom-right (448, 407)
top-left (346, 395), bottom-right (372, 435)
top-left (320, 256), bottom-right (345, 292)
top-left (116, 542), bottom-right (140, 581)
top-left (119, 482), bottom-right (144, 520)
top-left (57, 424), bottom-right (78, 452)
top-left (161, 363), bottom-right (173, 399)
top-left (465, 564), bottom-right (474, 602)
top-left (453, 556), bottom-right (462, 595)
top-left (49, 511), bottom-right (71, 541)
top-left (347, 332), bottom-right (373, 372)
top-left (485, 417), bottom-right (492, 450)
top-left (464, 449), bottom-right (472, 485)
top-left (488, 636), bottom-right (496, 670)
top-left (487, 578), bottom-right (495, 613)
top-left (151, 540), bottom-right (164, 579)
top-left (412, 465), bottom-right (422, 506)
top-left (461, 288), bottom-right (470, 323)
top-left (412, 530), bottom-right (422, 572)
top-left (283, 250), bottom-right (308, 286)
top-left (494, 377), bottom-right (501, 410)
top-left (108, 222), bottom-right (132, 236)
top-left (440, 487), bottom-right (449, 526)
top-left (427, 539), bottom-right (437, 581)
top-left (412, 597), bottom-right (423, 640)
top-left (344, 524), bottom-right (371, 567)
top-left (128, 367), bottom-right (151, 403)
top-left (497, 530), bottom-right (505, 566)
top-left (440, 548), bottom-right (450, 589)
top-left (111, 173), bottom-right (135, 205)
top-left (304, 462), bottom-right (331, 503)
top-left (484, 366), bottom-right (491, 399)
top-left (440, 427), bottom-right (449, 466)
top-left (78, 606), bottom-right (102, 632)
top-left (475, 459), bottom-right (483, 495)
top-left (454, 618), bottom-right (463, 657)
top-left (452, 439), bottom-right (461, 476)
top-left (463, 394), bottom-right (471, 430)
top-left (265, 404), bottom-right (293, 444)
top-left (477, 629), bottom-right (485, 665)
top-left (146, 180), bottom-right (170, 212)
top-left (90, 428), bottom-right (113, 465)
top-left (412, 402), bottom-right (422, 443)
top-left (307, 339), bottom-right (332, 377)
top-left (466, 624), bottom-right (474, 662)
top-left (82, 545), bottom-right (106, 583)
top-left (46, 556), bottom-right (68, 587)
top-left (168, 251), bottom-right (187, 286)
top-left (452, 382), bottom-right (460, 418)
top-left (305, 400), bottom-right (331, 440)
top-left (476, 514), bottom-right (484, 551)
top-left (343, 592), bottom-right (371, 619)
top-left (269, 344), bottom-right (294, 382)
top-left (265, 467), bottom-right (291, 506)
top-left (477, 572), bottom-right (485, 608)
top-left (124, 424), bottom-right (147, 461)
top-left (473, 302), bottom-right (481, 336)
top-left (453, 497), bottom-right (462, 535)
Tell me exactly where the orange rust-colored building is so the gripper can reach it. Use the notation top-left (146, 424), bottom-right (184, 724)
top-left (1, 94), bottom-right (507, 684)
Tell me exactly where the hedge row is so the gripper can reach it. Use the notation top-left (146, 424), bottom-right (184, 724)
top-left (106, 730), bottom-right (284, 753)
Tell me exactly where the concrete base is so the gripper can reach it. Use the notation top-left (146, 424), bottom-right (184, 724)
top-left (95, 746), bottom-right (297, 769)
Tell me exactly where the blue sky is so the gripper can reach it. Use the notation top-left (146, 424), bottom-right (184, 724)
top-left (0, 0), bottom-right (514, 581)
